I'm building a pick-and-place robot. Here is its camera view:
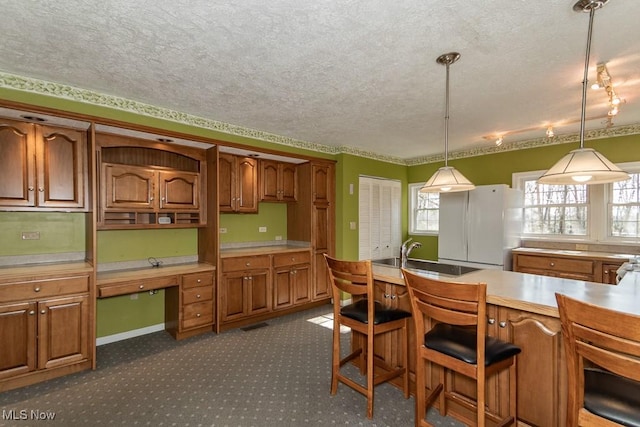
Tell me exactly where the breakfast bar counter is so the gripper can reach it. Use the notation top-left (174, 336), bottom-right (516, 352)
top-left (369, 263), bottom-right (640, 426)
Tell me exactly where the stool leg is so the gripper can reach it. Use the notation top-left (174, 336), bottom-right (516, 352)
top-left (366, 332), bottom-right (375, 419)
top-left (330, 316), bottom-right (340, 395)
top-left (403, 321), bottom-right (409, 398)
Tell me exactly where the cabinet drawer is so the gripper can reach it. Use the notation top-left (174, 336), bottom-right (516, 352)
top-left (183, 286), bottom-right (213, 305)
top-left (98, 275), bottom-right (178, 298)
top-left (222, 255), bottom-right (270, 272)
top-left (272, 251), bottom-right (311, 268)
top-left (182, 272), bottom-right (213, 289)
top-left (0, 276), bottom-right (89, 302)
top-left (516, 255), bottom-right (594, 274)
top-left (182, 300), bottom-right (214, 329)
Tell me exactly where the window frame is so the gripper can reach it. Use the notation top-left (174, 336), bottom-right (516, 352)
top-left (513, 161), bottom-right (640, 244)
top-left (408, 182), bottom-right (439, 236)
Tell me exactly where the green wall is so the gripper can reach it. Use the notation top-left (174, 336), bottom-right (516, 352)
top-left (0, 212), bottom-right (86, 256)
top-left (219, 202), bottom-right (287, 243)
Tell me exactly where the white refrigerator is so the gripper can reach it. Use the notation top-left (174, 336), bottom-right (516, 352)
top-left (438, 184), bottom-right (523, 270)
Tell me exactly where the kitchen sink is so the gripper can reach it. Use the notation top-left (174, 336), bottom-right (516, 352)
top-left (372, 257), bottom-right (478, 276)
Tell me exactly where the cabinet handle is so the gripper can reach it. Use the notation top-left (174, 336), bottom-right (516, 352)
top-left (29, 310), bottom-right (35, 315)
top-left (34, 287), bottom-right (41, 292)
top-left (390, 294), bottom-right (396, 300)
top-left (384, 293), bottom-right (390, 299)
top-left (499, 321), bottom-right (507, 328)
top-left (150, 196), bottom-right (154, 201)
top-left (488, 318), bottom-right (496, 325)
top-left (139, 285), bottom-right (144, 289)
top-left (40, 309), bottom-right (46, 315)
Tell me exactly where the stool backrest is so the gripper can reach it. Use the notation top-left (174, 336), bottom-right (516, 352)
top-left (555, 293), bottom-right (640, 426)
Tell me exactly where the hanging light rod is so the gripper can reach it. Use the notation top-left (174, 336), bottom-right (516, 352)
top-left (420, 52), bottom-right (475, 193)
top-left (538, 0), bottom-right (629, 185)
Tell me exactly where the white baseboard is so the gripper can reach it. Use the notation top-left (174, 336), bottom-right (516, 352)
top-left (96, 323), bottom-right (165, 346)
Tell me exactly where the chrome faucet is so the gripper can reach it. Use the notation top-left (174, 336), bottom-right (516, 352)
top-left (400, 238), bottom-right (422, 268)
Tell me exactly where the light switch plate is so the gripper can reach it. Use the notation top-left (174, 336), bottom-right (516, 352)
top-left (259, 226), bottom-right (267, 232)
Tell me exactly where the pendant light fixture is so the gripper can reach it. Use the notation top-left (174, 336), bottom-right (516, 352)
top-left (538, 0), bottom-right (629, 185)
top-left (420, 52), bottom-right (475, 193)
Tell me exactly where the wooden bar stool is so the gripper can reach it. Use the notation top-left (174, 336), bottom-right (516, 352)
top-left (403, 269), bottom-right (521, 427)
top-left (324, 255), bottom-right (411, 419)
top-left (555, 293), bottom-right (640, 427)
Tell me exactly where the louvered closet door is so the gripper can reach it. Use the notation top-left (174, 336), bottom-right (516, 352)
top-left (358, 177), bottom-right (401, 261)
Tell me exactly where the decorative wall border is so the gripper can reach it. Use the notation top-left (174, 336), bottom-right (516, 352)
top-left (1, 71), bottom-right (638, 167)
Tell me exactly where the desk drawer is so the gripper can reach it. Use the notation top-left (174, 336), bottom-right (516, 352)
top-left (99, 275), bottom-right (178, 298)
top-left (0, 276), bottom-right (89, 303)
top-left (273, 251), bottom-right (311, 268)
top-left (183, 286), bottom-right (213, 305)
top-left (182, 272), bottom-right (214, 289)
top-left (222, 255), bottom-right (270, 272)
top-left (182, 300), bottom-right (214, 329)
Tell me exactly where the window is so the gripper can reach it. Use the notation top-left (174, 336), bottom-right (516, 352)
top-left (609, 172), bottom-right (640, 237)
top-left (409, 183), bottom-right (439, 235)
top-left (514, 161), bottom-right (640, 242)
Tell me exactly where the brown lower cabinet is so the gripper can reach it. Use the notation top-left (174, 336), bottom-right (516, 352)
top-left (354, 280), bottom-right (567, 427)
top-left (0, 272), bottom-right (92, 392)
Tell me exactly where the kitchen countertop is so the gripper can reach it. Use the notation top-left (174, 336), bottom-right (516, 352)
top-left (220, 244), bottom-right (311, 258)
top-left (373, 264), bottom-right (640, 318)
top-left (97, 262), bottom-right (215, 285)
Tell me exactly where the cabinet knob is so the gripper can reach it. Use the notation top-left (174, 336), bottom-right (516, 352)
top-left (604, 269), bottom-right (609, 274)
top-left (34, 287), bottom-right (41, 292)
top-left (291, 257), bottom-right (295, 262)
top-left (28, 187), bottom-right (34, 192)
top-left (139, 285), bottom-right (144, 289)
top-left (29, 310), bottom-right (35, 315)
top-left (38, 187), bottom-right (44, 192)
top-left (488, 318), bottom-right (496, 325)
top-left (196, 313), bottom-right (201, 317)
top-left (390, 294), bottom-right (396, 300)
top-left (197, 279), bottom-right (201, 283)
top-left (40, 309), bottom-right (46, 315)
top-left (196, 294), bottom-right (201, 299)
top-left (550, 262), bottom-right (555, 267)
top-left (499, 321), bottom-right (507, 328)
top-left (245, 262), bottom-right (251, 267)
top-left (384, 293), bottom-right (390, 299)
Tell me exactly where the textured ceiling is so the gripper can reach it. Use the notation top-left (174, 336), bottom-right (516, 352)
top-left (1, 0), bottom-right (640, 161)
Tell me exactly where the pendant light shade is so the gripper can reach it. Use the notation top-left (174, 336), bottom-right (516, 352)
top-left (538, 0), bottom-right (629, 185)
top-left (420, 52), bottom-right (475, 193)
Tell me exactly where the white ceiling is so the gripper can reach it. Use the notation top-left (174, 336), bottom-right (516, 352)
top-left (1, 1), bottom-right (639, 161)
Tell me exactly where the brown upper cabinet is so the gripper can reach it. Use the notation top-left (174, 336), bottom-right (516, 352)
top-left (259, 159), bottom-right (297, 202)
top-left (218, 153), bottom-right (258, 213)
top-left (0, 118), bottom-right (86, 211)
top-left (96, 132), bottom-right (206, 228)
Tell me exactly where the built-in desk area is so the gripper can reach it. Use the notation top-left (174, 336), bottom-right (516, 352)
top-left (97, 263), bottom-right (215, 340)
top-left (369, 263), bottom-right (640, 427)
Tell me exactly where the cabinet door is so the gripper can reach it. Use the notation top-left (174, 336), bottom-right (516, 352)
top-left (218, 153), bottom-right (235, 212)
top-left (0, 301), bottom-right (36, 380)
top-left (292, 264), bottom-right (311, 304)
top-left (496, 306), bottom-right (566, 427)
top-left (312, 163), bottom-right (330, 205)
top-left (602, 262), bottom-right (622, 284)
top-left (38, 294), bottom-right (89, 370)
top-left (259, 159), bottom-right (280, 201)
top-left (247, 270), bottom-right (270, 314)
top-left (273, 267), bottom-right (293, 309)
top-left (36, 125), bottom-right (86, 209)
top-left (220, 272), bottom-right (246, 322)
top-left (103, 164), bottom-right (156, 210)
top-left (237, 157), bottom-right (258, 213)
top-left (0, 120), bottom-right (35, 207)
top-left (159, 171), bottom-right (199, 210)
top-left (280, 162), bottom-right (297, 202)
top-left (312, 251), bottom-right (331, 300)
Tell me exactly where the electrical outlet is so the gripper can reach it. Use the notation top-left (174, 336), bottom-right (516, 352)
top-left (130, 293), bottom-right (138, 300)
top-left (21, 231), bottom-right (40, 240)
top-left (275, 235), bottom-right (283, 241)
top-left (219, 227), bottom-right (227, 234)
top-left (575, 244), bottom-right (588, 251)
top-left (259, 226), bottom-right (267, 233)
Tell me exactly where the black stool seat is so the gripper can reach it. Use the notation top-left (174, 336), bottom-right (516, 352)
top-left (341, 299), bottom-right (411, 325)
top-left (425, 323), bottom-right (521, 366)
top-left (584, 368), bottom-right (640, 427)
